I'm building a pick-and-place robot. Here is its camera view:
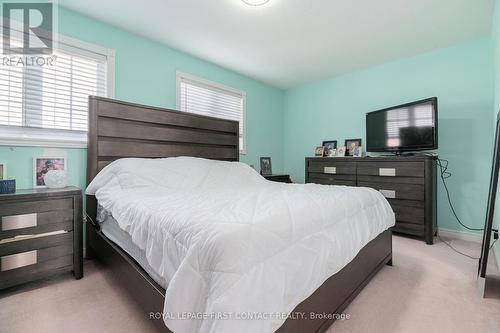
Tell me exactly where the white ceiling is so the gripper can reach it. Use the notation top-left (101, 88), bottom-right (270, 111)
top-left (59, 0), bottom-right (494, 89)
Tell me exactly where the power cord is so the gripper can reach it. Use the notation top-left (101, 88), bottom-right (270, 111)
top-left (419, 153), bottom-right (498, 259)
top-left (438, 236), bottom-right (498, 260)
top-left (435, 157), bottom-right (484, 231)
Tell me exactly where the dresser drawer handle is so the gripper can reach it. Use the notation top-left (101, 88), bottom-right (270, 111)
top-left (379, 189), bottom-right (396, 199)
top-left (1, 213), bottom-right (37, 231)
top-left (324, 167), bottom-right (337, 174)
top-left (379, 168), bottom-right (396, 177)
top-left (1, 250), bottom-right (37, 271)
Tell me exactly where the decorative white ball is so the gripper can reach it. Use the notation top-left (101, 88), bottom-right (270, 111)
top-left (43, 170), bottom-right (68, 188)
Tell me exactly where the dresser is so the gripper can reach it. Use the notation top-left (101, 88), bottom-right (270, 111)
top-left (305, 156), bottom-right (437, 244)
top-left (0, 187), bottom-right (82, 289)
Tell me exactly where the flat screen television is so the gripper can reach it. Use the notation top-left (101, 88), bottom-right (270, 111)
top-left (366, 97), bottom-right (438, 153)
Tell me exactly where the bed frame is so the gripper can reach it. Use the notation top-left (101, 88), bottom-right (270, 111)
top-left (86, 96), bottom-right (393, 333)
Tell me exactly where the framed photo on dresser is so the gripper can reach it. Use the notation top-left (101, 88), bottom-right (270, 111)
top-left (322, 140), bottom-right (337, 157)
top-left (345, 139), bottom-right (362, 157)
top-left (314, 146), bottom-right (325, 157)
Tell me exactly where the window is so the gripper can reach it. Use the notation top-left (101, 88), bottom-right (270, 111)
top-left (0, 33), bottom-right (115, 147)
top-left (176, 71), bottom-right (246, 154)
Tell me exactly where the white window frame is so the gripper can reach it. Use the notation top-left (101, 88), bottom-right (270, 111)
top-left (176, 71), bottom-right (247, 154)
top-left (0, 32), bottom-right (115, 148)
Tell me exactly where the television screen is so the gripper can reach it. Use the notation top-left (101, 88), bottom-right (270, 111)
top-left (366, 98), bottom-right (438, 152)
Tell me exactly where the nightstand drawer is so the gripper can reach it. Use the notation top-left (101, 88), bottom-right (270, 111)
top-left (0, 245), bottom-right (73, 289)
top-left (0, 232), bottom-right (74, 289)
top-left (0, 210), bottom-right (74, 239)
top-left (357, 161), bottom-right (424, 178)
top-left (0, 232), bottom-right (73, 257)
top-left (0, 198), bottom-right (73, 216)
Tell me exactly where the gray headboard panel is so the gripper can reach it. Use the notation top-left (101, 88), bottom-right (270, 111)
top-left (86, 96), bottom-right (239, 220)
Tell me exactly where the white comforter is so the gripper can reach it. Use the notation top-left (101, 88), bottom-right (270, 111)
top-left (86, 157), bottom-right (394, 333)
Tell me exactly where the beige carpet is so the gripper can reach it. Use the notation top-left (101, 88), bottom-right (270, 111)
top-left (1, 235), bottom-right (500, 333)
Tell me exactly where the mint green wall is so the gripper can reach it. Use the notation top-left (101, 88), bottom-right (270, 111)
top-left (284, 38), bottom-right (494, 231)
top-left (494, 0), bottom-right (500, 114)
top-left (0, 7), bottom-right (284, 192)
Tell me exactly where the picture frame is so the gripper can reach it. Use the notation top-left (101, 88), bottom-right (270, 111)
top-left (322, 140), bottom-right (337, 157)
top-left (314, 146), bottom-right (325, 157)
top-left (345, 138), bottom-right (362, 157)
top-left (0, 162), bottom-right (6, 180)
top-left (33, 157), bottom-right (66, 188)
top-left (260, 157), bottom-right (272, 176)
top-left (327, 148), bottom-right (337, 157)
top-left (353, 145), bottom-right (363, 157)
top-left (336, 146), bottom-right (346, 157)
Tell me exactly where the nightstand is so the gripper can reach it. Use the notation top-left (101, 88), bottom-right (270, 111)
top-left (264, 174), bottom-right (292, 183)
top-left (0, 187), bottom-right (82, 289)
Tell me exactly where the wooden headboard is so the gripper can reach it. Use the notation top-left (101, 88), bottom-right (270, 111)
top-left (86, 96), bottom-right (239, 221)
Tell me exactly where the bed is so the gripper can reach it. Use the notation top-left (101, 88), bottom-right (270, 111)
top-left (85, 96), bottom-right (394, 333)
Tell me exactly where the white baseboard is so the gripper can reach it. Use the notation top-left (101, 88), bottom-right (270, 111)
top-left (438, 228), bottom-right (483, 243)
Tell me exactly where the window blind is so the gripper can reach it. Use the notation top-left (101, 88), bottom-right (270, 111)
top-left (177, 73), bottom-right (245, 152)
top-left (0, 41), bottom-right (108, 133)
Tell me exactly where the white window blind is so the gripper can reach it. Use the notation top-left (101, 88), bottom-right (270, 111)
top-left (177, 72), bottom-right (246, 153)
top-left (0, 34), bottom-right (113, 147)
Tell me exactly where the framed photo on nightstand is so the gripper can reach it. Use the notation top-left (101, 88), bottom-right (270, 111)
top-left (33, 157), bottom-right (66, 188)
top-left (260, 157), bottom-right (272, 176)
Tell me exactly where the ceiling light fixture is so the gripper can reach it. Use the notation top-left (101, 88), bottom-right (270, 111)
top-left (241, 0), bottom-right (270, 6)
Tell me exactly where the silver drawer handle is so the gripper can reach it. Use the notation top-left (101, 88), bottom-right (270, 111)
top-left (324, 166), bottom-right (337, 174)
top-left (1, 250), bottom-right (37, 271)
top-left (1, 213), bottom-right (37, 231)
top-left (379, 168), bottom-right (396, 177)
top-left (379, 189), bottom-right (396, 199)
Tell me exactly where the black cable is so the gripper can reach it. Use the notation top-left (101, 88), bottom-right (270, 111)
top-left (434, 156), bottom-right (485, 231)
top-left (437, 236), bottom-right (498, 260)
top-left (437, 235), bottom-right (479, 259)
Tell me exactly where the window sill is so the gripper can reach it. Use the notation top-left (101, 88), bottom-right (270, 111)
top-left (0, 126), bottom-right (87, 149)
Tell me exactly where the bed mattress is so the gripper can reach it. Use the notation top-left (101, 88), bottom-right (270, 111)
top-left (87, 157), bottom-right (395, 333)
top-left (99, 211), bottom-right (168, 289)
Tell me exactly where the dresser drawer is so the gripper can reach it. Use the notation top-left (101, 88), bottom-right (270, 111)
top-left (307, 176), bottom-right (356, 186)
top-left (307, 173), bottom-right (356, 186)
top-left (308, 160), bottom-right (356, 175)
top-left (357, 175), bottom-right (424, 185)
top-left (358, 181), bottom-right (424, 201)
top-left (357, 161), bottom-right (424, 178)
top-left (393, 221), bottom-right (424, 237)
top-left (391, 202), bottom-right (425, 224)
